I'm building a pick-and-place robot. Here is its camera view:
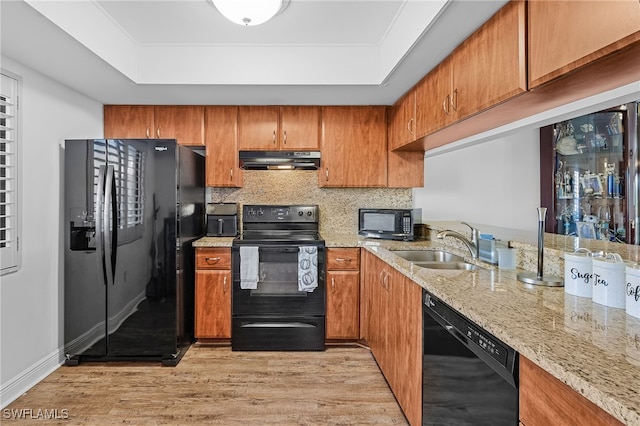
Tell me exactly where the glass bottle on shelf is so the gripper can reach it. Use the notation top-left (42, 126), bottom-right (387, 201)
top-left (540, 102), bottom-right (638, 245)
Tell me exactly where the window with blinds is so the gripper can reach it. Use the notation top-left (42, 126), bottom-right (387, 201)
top-left (93, 139), bottom-right (145, 242)
top-left (1, 72), bottom-right (20, 275)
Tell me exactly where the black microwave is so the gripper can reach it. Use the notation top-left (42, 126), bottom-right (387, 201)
top-left (358, 208), bottom-right (421, 241)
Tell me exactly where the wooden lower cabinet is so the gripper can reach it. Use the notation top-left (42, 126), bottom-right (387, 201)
top-left (195, 248), bottom-right (231, 339)
top-left (519, 356), bottom-right (623, 426)
top-left (361, 250), bottom-right (422, 426)
top-left (326, 248), bottom-right (360, 340)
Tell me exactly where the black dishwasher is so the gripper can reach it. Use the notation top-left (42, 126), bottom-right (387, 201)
top-left (423, 290), bottom-right (519, 425)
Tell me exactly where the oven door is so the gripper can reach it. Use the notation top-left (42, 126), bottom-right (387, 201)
top-left (232, 245), bottom-right (325, 317)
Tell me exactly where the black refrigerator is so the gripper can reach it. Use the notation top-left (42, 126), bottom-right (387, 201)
top-left (63, 139), bottom-right (204, 366)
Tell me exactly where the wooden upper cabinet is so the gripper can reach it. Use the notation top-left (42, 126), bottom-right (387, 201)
top-left (320, 106), bottom-right (387, 188)
top-left (104, 105), bottom-right (205, 146)
top-left (204, 106), bottom-right (242, 188)
top-left (388, 90), bottom-right (416, 151)
top-left (238, 106), bottom-right (320, 150)
top-left (453, 0), bottom-right (526, 120)
top-left (387, 106), bottom-right (424, 188)
top-left (415, 0), bottom-right (526, 143)
top-left (528, 0), bottom-right (640, 89)
top-left (415, 57), bottom-right (453, 138)
top-left (279, 106), bottom-right (320, 150)
top-left (104, 105), bottom-right (154, 139)
top-left (154, 106), bottom-right (205, 146)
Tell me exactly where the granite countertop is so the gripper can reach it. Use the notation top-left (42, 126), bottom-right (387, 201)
top-left (192, 233), bottom-right (640, 424)
top-left (360, 241), bottom-right (640, 426)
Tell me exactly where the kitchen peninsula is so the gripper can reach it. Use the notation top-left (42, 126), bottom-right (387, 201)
top-left (194, 226), bottom-right (640, 425)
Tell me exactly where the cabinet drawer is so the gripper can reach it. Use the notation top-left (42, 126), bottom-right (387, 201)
top-left (196, 248), bottom-right (231, 270)
top-left (327, 248), bottom-right (360, 270)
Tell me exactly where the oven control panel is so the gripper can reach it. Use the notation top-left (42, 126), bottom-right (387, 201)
top-left (243, 205), bottom-right (318, 223)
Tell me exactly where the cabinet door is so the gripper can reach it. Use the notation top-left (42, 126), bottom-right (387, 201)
top-left (528, 0), bottom-right (640, 89)
top-left (154, 106), bottom-right (204, 146)
top-left (195, 270), bottom-right (231, 338)
top-left (519, 356), bottom-right (623, 426)
top-left (415, 58), bottom-right (453, 138)
top-left (390, 272), bottom-right (422, 426)
top-left (280, 106), bottom-right (320, 150)
top-left (204, 106), bottom-right (242, 188)
top-left (320, 106), bottom-right (387, 188)
top-left (388, 91), bottom-right (416, 150)
top-left (104, 105), bottom-right (154, 139)
top-left (453, 0), bottom-right (526, 121)
top-left (238, 106), bottom-right (279, 150)
top-left (326, 270), bottom-right (360, 339)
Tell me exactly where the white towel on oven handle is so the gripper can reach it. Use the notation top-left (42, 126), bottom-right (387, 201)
top-left (240, 246), bottom-right (259, 290)
top-left (298, 246), bottom-right (318, 292)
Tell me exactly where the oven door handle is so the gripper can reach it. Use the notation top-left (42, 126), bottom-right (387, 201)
top-left (241, 322), bottom-right (316, 328)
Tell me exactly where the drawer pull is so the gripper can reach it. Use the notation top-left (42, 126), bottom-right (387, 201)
top-left (205, 257), bottom-right (222, 263)
top-left (335, 257), bottom-right (352, 262)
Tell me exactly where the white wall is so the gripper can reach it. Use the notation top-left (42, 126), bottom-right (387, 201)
top-left (0, 56), bottom-right (103, 407)
top-left (414, 82), bottom-right (640, 235)
top-left (414, 129), bottom-right (540, 231)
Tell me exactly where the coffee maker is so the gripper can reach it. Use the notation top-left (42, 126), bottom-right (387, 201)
top-left (206, 203), bottom-right (238, 237)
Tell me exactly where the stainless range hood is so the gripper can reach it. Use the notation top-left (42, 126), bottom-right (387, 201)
top-left (239, 151), bottom-right (321, 170)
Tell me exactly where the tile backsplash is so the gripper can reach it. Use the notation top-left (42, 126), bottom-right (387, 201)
top-left (207, 170), bottom-right (412, 235)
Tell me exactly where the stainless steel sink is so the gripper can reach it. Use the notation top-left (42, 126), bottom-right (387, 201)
top-left (412, 261), bottom-right (480, 271)
top-left (391, 250), bottom-right (481, 270)
top-left (391, 250), bottom-right (465, 263)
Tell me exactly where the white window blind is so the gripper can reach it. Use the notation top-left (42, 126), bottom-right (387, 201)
top-left (0, 72), bottom-right (20, 275)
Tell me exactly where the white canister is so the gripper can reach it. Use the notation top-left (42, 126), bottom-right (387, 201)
top-left (626, 264), bottom-right (640, 319)
top-left (592, 253), bottom-right (627, 309)
top-left (564, 248), bottom-right (594, 298)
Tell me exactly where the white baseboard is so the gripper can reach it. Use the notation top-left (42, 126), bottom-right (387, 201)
top-left (0, 349), bottom-right (63, 409)
top-left (1, 291), bottom-right (147, 409)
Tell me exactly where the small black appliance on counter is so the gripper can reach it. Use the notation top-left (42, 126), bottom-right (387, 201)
top-left (206, 203), bottom-right (238, 237)
top-left (358, 208), bottom-right (421, 241)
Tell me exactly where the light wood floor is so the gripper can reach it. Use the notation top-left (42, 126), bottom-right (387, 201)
top-left (3, 344), bottom-right (408, 425)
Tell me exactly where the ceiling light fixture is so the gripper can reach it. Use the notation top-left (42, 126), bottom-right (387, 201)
top-left (210, 0), bottom-right (289, 26)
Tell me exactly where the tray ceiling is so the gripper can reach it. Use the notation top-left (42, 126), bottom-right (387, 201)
top-left (1, 0), bottom-right (508, 105)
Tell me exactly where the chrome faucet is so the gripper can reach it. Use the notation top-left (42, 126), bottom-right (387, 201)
top-left (436, 222), bottom-right (479, 259)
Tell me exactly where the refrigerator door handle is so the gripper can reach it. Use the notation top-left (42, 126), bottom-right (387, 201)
top-left (103, 165), bottom-right (117, 286)
top-left (96, 165), bottom-right (107, 286)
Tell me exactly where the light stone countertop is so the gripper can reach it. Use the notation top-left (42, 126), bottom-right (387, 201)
top-left (193, 233), bottom-right (640, 424)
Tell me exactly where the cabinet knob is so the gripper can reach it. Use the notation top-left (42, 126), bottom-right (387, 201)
top-left (156, 127), bottom-right (161, 138)
top-left (272, 131), bottom-right (276, 144)
top-left (146, 127), bottom-right (150, 139)
top-left (407, 118), bottom-right (414, 135)
top-left (283, 130), bottom-right (287, 144)
top-left (325, 168), bottom-right (329, 181)
top-left (223, 276), bottom-right (228, 292)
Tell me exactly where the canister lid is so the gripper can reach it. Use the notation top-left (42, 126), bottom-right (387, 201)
top-left (626, 263), bottom-right (640, 275)
top-left (592, 252), bottom-right (626, 269)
